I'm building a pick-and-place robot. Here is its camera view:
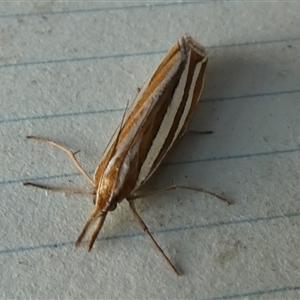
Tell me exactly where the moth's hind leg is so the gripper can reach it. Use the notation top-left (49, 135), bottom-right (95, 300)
top-left (127, 199), bottom-right (180, 276)
top-left (128, 184), bottom-right (230, 205)
top-left (23, 182), bottom-right (95, 195)
top-left (25, 136), bottom-right (94, 186)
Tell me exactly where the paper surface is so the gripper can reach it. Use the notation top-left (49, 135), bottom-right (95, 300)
top-left (1, 1), bottom-right (300, 299)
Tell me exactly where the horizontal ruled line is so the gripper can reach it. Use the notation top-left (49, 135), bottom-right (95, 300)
top-left (1, 88), bottom-right (299, 126)
top-left (0, 36), bottom-right (299, 70)
top-left (1, 211), bottom-right (299, 255)
top-left (1, 147), bottom-right (299, 186)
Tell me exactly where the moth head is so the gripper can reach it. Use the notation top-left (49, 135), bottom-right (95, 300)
top-left (93, 187), bottom-right (118, 211)
top-left (92, 193), bottom-right (117, 210)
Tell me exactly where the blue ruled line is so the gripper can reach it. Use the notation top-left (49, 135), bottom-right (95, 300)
top-left (1, 147), bottom-right (299, 186)
top-left (0, 2), bottom-right (212, 19)
top-left (0, 1), bottom-right (288, 21)
top-left (0, 50), bottom-right (165, 70)
top-left (204, 285), bottom-right (300, 300)
top-left (0, 36), bottom-right (299, 70)
top-left (0, 107), bottom-right (124, 125)
top-left (1, 4), bottom-right (299, 299)
top-left (1, 211), bottom-right (299, 255)
top-left (0, 88), bottom-right (299, 126)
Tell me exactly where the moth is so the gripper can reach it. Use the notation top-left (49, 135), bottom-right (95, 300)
top-left (24, 34), bottom-right (229, 275)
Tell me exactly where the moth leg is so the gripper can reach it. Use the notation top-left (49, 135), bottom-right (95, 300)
top-left (127, 199), bottom-right (180, 276)
top-left (26, 136), bottom-right (94, 186)
top-left (23, 182), bottom-right (95, 195)
top-left (128, 184), bottom-right (230, 205)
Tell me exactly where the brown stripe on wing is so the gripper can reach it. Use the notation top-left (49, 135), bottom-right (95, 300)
top-left (116, 59), bottom-right (187, 199)
top-left (117, 41), bottom-right (183, 145)
top-left (117, 60), bottom-right (186, 198)
top-left (93, 40), bottom-right (182, 187)
top-left (146, 49), bottom-right (207, 181)
top-left (147, 40), bottom-right (182, 87)
top-left (179, 58), bottom-right (208, 137)
top-left (123, 39), bottom-right (184, 120)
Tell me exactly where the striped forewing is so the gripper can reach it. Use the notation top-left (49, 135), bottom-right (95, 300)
top-left (93, 35), bottom-right (208, 209)
top-left (93, 38), bottom-right (184, 185)
top-left (136, 45), bottom-right (208, 187)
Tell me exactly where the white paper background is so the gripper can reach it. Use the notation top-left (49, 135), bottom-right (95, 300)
top-left (1, 1), bottom-right (300, 299)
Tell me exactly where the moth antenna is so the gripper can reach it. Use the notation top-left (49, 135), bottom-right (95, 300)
top-left (110, 100), bottom-right (130, 159)
top-left (98, 100), bottom-right (130, 191)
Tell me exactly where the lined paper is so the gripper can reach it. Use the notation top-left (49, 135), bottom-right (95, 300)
top-left (1, 2), bottom-right (300, 299)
